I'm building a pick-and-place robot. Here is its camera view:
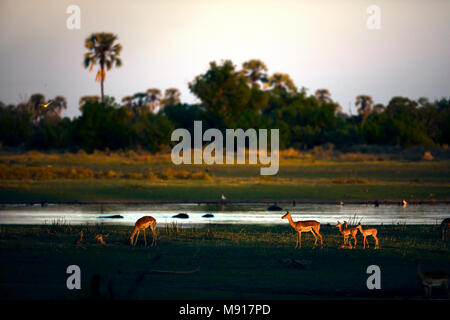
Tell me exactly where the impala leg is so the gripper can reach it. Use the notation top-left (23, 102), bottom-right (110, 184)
top-left (298, 232), bottom-right (302, 249)
top-left (152, 226), bottom-right (157, 246)
top-left (316, 231), bottom-right (323, 248)
top-left (134, 231), bottom-right (140, 246)
top-left (310, 230), bottom-right (318, 248)
top-left (143, 229), bottom-right (147, 246)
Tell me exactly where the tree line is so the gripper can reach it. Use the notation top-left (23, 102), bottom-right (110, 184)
top-left (0, 32), bottom-right (449, 152)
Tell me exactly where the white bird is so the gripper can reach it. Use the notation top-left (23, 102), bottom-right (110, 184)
top-left (221, 194), bottom-right (226, 201)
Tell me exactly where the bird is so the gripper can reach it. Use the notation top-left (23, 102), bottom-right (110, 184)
top-left (40, 100), bottom-right (53, 108)
top-left (402, 200), bottom-right (407, 207)
top-left (221, 194), bottom-right (226, 201)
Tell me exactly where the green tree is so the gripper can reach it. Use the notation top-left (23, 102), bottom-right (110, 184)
top-left (83, 33), bottom-right (122, 102)
top-left (189, 60), bottom-right (251, 127)
top-left (161, 88), bottom-right (181, 108)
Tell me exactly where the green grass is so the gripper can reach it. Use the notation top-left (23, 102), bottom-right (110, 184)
top-left (0, 151), bottom-right (449, 202)
top-left (0, 178), bottom-right (448, 202)
top-left (0, 224), bottom-right (449, 300)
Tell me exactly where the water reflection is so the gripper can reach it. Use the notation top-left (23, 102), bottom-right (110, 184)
top-left (0, 203), bottom-right (448, 226)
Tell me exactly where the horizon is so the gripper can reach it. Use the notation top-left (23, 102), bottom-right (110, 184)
top-left (1, 0), bottom-right (449, 118)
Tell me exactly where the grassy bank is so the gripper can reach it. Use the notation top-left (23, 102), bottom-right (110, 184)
top-left (0, 224), bottom-right (449, 300)
top-left (0, 151), bottom-right (449, 202)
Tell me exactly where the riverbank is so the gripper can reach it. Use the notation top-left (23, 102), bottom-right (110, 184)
top-left (1, 224), bottom-right (449, 300)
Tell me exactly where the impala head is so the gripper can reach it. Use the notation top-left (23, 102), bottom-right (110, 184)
top-left (336, 221), bottom-right (342, 228)
top-left (281, 211), bottom-right (291, 219)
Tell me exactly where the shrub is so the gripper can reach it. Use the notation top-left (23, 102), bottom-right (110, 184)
top-left (331, 177), bottom-right (369, 184)
top-left (190, 171), bottom-right (212, 180)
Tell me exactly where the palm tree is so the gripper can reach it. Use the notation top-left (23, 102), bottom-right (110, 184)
top-left (315, 89), bottom-right (332, 103)
top-left (132, 92), bottom-right (148, 108)
top-left (52, 96), bottom-right (67, 116)
top-left (146, 88), bottom-right (162, 113)
top-left (162, 88), bottom-right (181, 108)
top-left (356, 95), bottom-right (374, 127)
top-left (83, 32), bottom-right (122, 102)
top-left (28, 93), bottom-right (46, 121)
top-left (241, 59), bottom-right (268, 88)
top-left (121, 96), bottom-right (133, 108)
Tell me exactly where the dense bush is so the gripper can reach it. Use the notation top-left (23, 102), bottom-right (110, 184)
top-left (1, 59), bottom-right (449, 152)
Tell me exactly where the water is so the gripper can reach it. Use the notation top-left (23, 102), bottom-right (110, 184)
top-left (0, 203), bottom-right (448, 226)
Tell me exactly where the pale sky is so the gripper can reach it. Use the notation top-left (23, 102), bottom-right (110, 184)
top-left (0, 0), bottom-right (449, 118)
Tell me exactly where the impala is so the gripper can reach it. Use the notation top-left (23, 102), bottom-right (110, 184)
top-left (282, 211), bottom-right (323, 249)
top-left (356, 223), bottom-right (379, 249)
top-left (130, 216), bottom-right (157, 246)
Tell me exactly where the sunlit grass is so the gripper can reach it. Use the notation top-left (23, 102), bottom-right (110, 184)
top-left (0, 150), bottom-right (448, 201)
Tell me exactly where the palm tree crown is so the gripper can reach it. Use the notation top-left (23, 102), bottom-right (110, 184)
top-left (83, 32), bottom-right (122, 102)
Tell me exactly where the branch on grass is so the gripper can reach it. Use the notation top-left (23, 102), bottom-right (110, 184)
top-left (145, 266), bottom-right (200, 275)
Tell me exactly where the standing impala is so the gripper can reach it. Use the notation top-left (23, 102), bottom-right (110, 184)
top-left (416, 260), bottom-right (449, 298)
top-left (356, 223), bottom-right (379, 249)
top-left (130, 216), bottom-right (157, 246)
top-left (282, 212), bottom-right (323, 248)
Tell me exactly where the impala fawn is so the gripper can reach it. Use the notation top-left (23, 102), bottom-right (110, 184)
top-left (343, 221), bottom-right (358, 247)
top-left (336, 221), bottom-right (357, 248)
top-left (282, 212), bottom-right (323, 248)
top-left (356, 223), bottom-right (379, 249)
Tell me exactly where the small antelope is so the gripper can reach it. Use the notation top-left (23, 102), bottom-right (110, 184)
top-left (282, 212), bottom-right (323, 249)
top-left (336, 221), bottom-right (356, 248)
top-left (356, 224), bottom-right (379, 249)
top-left (343, 221), bottom-right (358, 247)
top-left (94, 234), bottom-right (106, 245)
top-left (415, 260), bottom-right (449, 298)
top-left (130, 216), bottom-right (157, 246)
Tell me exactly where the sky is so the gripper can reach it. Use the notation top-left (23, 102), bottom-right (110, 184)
top-left (0, 0), bottom-right (449, 118)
